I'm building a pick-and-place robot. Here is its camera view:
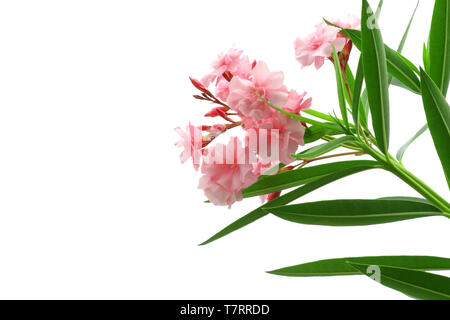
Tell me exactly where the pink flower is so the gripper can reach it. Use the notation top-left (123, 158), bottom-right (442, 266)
top-left (334, 15), bottom-right (361, 32)
top-left (199, 47), bottom-right (254, 102)
top-left (215, 78), bottom-right (232, 101)
top-left (241, 88), bottom-right (310, 165)
top-left (201, 47), bottom-right (252, 87)
top-left (174, 123), bottom-right (203, 170)
top-left (294, 22), bottom-right (346, 69)
top-left (244, 112), bottom-right (305, 165)
top-left (282, 90), bottom-right (312, 114)
top-left (227, 61), bottom-right (289, 121)
top-left (198, 137), bottom-right (260, 207)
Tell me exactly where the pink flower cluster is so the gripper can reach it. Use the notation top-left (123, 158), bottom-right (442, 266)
top-left (295, 15), bottom-right (360, 69)
top-left (175, 47), bottom-right (312, 207)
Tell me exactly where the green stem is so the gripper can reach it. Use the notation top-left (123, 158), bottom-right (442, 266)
top-left (389, 162), bottom-right (450, 216)
top-left (359, 142), bottom-right (450, 216)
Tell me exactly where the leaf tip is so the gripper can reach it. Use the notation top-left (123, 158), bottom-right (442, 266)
top-left (198, 239), bottom-right (210, 246)
top-left (265, 270), bottom-right (278, 275)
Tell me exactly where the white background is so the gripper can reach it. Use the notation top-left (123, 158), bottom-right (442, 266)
top-left (0, 0), bottom-right (448, 299)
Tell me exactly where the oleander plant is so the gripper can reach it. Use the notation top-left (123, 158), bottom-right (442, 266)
top-left (175, 0), bottom-right (450, 299)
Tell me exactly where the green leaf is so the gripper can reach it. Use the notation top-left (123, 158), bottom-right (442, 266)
top-left (360, 89), bottom-right (370, 129)
top-left (361, 0), bottom-right (391, 153)
top-left (332, 45), bottom-right (349, 128)
top-left (390, 77), bottom-right (421, 94)
top-left (242, 160), bottom-right (378, 198)
top-left (375, 0), bottom-right (383, 19)
top-left (303, 125), bottom-right (341, 144)
top-left (396, 124), bottom-right (428, 161)
top-left (378, 196), bottom-right (433, 205)
top-left (428, 0), bottom-right (450, 96)
top-left (420, 68), bottom-right (450, 187)
top-left (389, 0), bottom-right (420, 87)
top-left (200, 164), bottom-right (378, 245)
top-left (266, 199), bottom-right (442, 226)
top-left (341, 29), bottom-right (421, 94)
top-left (352, 57), bottom-right (365, 128)
top-left (396, 0), bottom-right (420, 54)
top-left (267, 255), bottom-right (450, 277)
top-left (423, 42), bottom-right (430, 73)
top-left (292, 136), bottom-right (355, 160)
top-left (303, 109), bottom-right (335, 122)
top-left (345, 64), bottom-right (355, 94)
top-left (348, 262), bottom-right (450, 300)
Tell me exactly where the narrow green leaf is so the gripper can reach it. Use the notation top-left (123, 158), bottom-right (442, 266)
top-left (343, 66), bottom-right (355, 107)
top-left (360, 89), bottom-right (370, 129)
top-left (352, 57), bottom-right (364, 128)
top-left (346, 64), bottom-right (356, 94)
top-left (396, 124), bottom-right (428, 161)
top-left (428, 0), bottom-right (450, 96)
top-left (303, 125), bottom-right (341, 144)
top-left (423, 42), bottom-right (430, 73)
top-left (200, 165), bottom-right (377, 245)
top-left (391, 77), bottom-right (420, 94)
top-left (266, 199), bottom-right (442, 226)
top-left (389, 0), bottom-right (420, 86)
top-left (375, 0), bottom-right (383, 19)
top-left (268, 255), bottom-right (450, 277)
top-left (397, 0), bottom-right (420, 53)
top-left (292, 136), bottom-right (355, 160)
top-left (420, 68), bottom-right (450, 187)
top-left (341, 28), bottom-right (421, 94)
top-left (348, 262), bottom-right (450, 300)
top-left (332, 46), bottom-right (349, 128)
top-left (303, 109), bottom-right (335, 122)
top-left (361, 0), bottom-right (390, 153)
top-left (242, 160), bottom-right (378, 198)
top-left (378, 196), bottom-right (434, 205)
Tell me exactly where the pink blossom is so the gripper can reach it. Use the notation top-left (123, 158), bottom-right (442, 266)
top-left (282, 90), bottom-right (312, 114)
top-left (201, 47), bottom-right (252, 87)
top-left (199, 48), bottom-right (254, 102)
top-left (294, 22), bottom-right (346, 69)
top-left (244, 112), bottom-right (305, 165)
top-left (227, 61), bottom-right (289, 121)
top-left (334, 15), bottom-right (361, 32)
top-left (198, 137), bottom-right (260, 207)
top-left (215, 78), bottom-right (232, 102)
top-left (174, 123), bottom-right (203, 170)
top-left (240, 88), bottom-right (310, 164)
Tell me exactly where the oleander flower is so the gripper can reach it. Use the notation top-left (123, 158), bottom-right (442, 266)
top-left (227, 61), bottom-right (289, 121)
top-left (282, 90), bottom-right (312, 114)
top-left (198, 137), bottom-right (260, 207)
top-left (174, 123), bottom-right (203, 171)
top-left (294, 21), bottom-right (346, 69)
top-left (201, 47), bottom-right (253, 87)
top-left (334, 14), bottom-right (361, 33)
top-left (244, 111), bottom-right (305, 165)
top-left (215, 78), bottom-right (232, 102)
top-left (294, 15), bottom-right (361, 70)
